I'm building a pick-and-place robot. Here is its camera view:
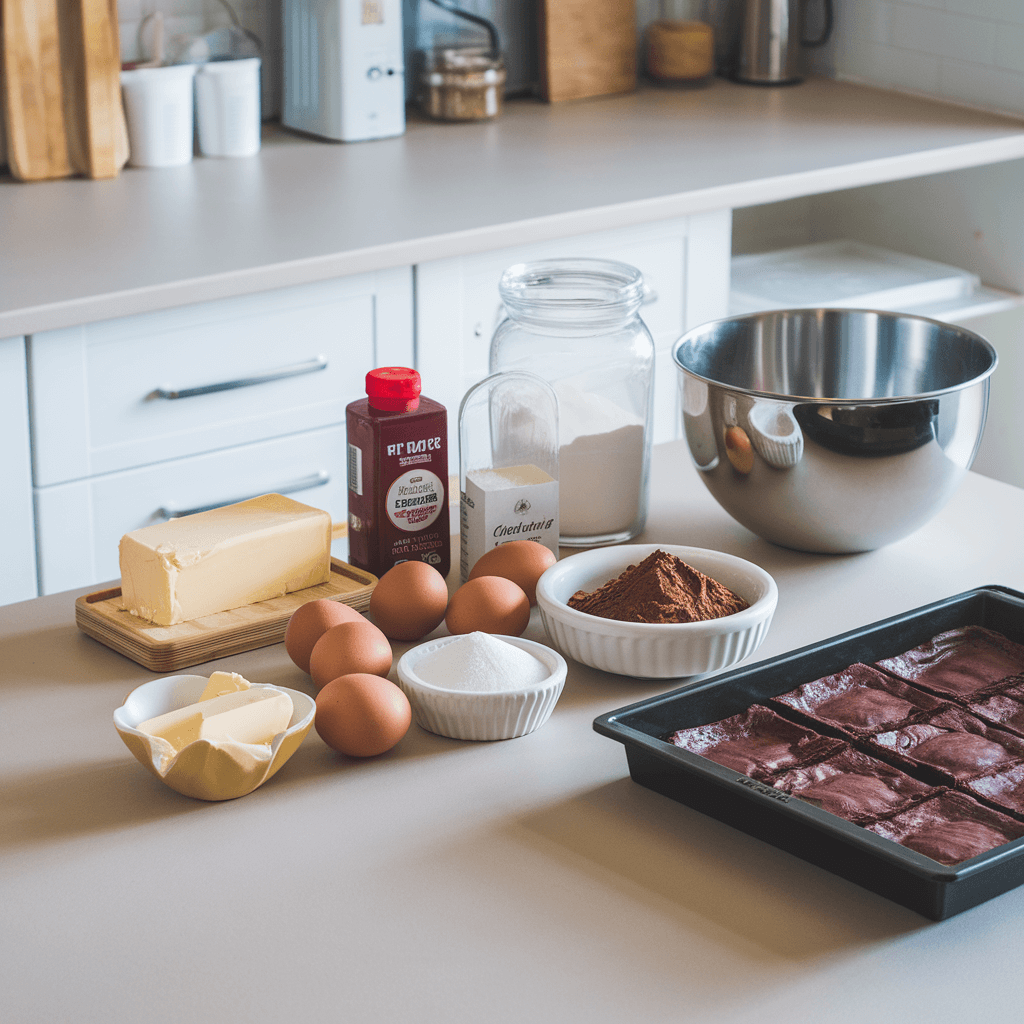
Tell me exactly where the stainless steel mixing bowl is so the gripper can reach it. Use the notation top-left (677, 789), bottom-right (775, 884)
top-left (672, 308), bottom-right (997, 553)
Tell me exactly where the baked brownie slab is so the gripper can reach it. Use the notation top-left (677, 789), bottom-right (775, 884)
top-left (876, 625), bottom-right (1024, 699)
top-left (771, 747), bottom-right (937, 824)
top-left (865, 791), bottom-right (1024, 866)
top-left (770, 663), bottom-right (945, 737)
top-left (869, 706), bottom-right (1024, 784)
top-left (667, 705), bottom-right (844, 782)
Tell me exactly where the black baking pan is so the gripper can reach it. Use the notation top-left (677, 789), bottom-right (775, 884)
top-left (593, 585), bottom-right (1024, 920)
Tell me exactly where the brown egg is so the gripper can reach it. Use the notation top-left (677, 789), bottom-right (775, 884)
top-left (309, 620), bottom-right (393, 692)
top-left (725, 425), bottom-right (754, 474)
top-left (369, 560), bottom-right (449, 641)
top-left (315, 673), bottom-right (412, 757)
top-left (445, 576), bottom-right (530, 637)
top-left (469, 540), bottom-right (556, 606)
top-left (285, 598), bottom-right (364, 674)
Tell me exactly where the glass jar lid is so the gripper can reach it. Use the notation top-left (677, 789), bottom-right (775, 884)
top-left (498, 258), bottom-right (646, 330)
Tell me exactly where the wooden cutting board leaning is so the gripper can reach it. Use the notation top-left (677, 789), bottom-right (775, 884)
top-left (538, 0), bottom-right (637, 103)
top-left (1, 0), bottom-right (128, 180)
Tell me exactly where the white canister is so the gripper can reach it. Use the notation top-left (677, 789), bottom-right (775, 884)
top-left (194, 58), bottom-right (262, 158)
top-left (120, 64), bottom-right (197, 168)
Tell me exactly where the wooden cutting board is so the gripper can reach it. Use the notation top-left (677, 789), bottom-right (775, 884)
top-left (76, 558), bottom-right (378, 672)
top-left (538, 0), bottom-right (637, 103)
top-left (2, 0), bottom-right (128, 180)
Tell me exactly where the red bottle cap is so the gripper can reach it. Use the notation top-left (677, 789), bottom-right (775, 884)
top-left (365, 367), bottom-right (422, 412)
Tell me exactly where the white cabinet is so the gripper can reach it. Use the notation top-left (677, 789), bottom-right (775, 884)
top-left (0, 337), bottom-right (38, 604)
top-left (28, 269), bottom-right (413, 596)
top-left (415, 211), bottom-right (732, 467)
top-left (35, 425), bottom-right (349, 594)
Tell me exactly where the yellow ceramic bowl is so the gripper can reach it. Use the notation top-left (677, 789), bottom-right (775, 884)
top-left (114, 674), bottom-right (315, 801)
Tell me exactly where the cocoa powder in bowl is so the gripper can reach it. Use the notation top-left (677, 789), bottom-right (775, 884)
top-left (567, 549), bottom-right (748, 624)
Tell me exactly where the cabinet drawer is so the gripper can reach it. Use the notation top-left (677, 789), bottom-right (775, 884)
top-left (29, 269), bottom-right (413, 486)
top-left (34, 424), bottom-right (348, 595)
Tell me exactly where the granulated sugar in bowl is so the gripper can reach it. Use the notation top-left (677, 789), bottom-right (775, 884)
top-left (396, 633), bottom-right (567, 741)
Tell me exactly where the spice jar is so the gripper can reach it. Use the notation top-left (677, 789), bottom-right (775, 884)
top-left (421, 49), bottom-right (506, 121)
top-left (416, 1), bottom-right (504, 122)
top-left (489, 259), bottom-right (655, 548)
top-left (459, 370), bottom-right (559, 582)
top-left (644, 0), bottom-right (715, 84)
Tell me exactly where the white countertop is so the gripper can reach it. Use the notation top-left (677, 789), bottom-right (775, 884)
top-left (4, 77), bottom-right (1024, 338)
top-left (4, 442), bottom-right (1024, 1023)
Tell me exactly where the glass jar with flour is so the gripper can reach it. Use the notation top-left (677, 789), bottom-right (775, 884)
top-left (490, 259), bottom-right (655, 546)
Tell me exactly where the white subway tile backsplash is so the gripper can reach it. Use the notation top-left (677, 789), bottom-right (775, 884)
top-left (890, 6), bottom-right (995, 66)
top-left (836, 0), bottom-right (893, 46)
top-left (946, 0), bottom-right (1024, 26)
top-left (828, 0), bottom-right (1024, 117)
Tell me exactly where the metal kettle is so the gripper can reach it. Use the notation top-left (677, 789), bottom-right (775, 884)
top-left (733, 0), bottom-right (833, 85)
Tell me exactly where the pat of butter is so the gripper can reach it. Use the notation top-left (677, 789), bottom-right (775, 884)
top-left (119, 493), bottom-right (332, 625)
top-left (200, 671), bottom-right (251, 701)
top-left (137, 686), bottom-right (294, 754)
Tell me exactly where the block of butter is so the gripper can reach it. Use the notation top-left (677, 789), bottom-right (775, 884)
top-left (119, 493), bottom-right (332, 625)
top-left (137, 686), bottom-right (294, 754)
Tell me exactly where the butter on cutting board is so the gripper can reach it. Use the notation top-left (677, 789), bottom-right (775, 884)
top-left (119, 493), bottom-right (332, 625)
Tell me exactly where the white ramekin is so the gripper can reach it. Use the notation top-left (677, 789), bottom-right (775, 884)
top-left (395, 634), bottom-right (568, 741)
top-left (535, 544), bottom-right (778, 679)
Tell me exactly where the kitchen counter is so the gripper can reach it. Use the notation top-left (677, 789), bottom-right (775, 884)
top-left (3, 442), bottom-right (1024, 1023)
top-left (4, 77), bottom-right (1024, 338)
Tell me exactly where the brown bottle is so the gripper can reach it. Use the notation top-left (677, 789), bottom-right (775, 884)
top-left (346, 367), bottom-right (450, 579)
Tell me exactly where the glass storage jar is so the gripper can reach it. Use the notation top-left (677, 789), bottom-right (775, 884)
top-left (415, 0), bottom-right (504, 122)
top-left (458, 370), bottom-right (559, 581)
top-left (490, 259), bottom-right (655, 548)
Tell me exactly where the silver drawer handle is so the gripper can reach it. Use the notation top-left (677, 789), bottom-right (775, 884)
top-left (156, 471), bottom-right (330, 520)
top-left (147, 356), bottom-right (328, 401)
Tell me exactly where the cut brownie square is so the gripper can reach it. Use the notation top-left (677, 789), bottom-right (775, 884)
top-left (967, 692), bottom-right (1024, 739)
top-left (865, 791), bottom-right (1024, 865)
top-left (770, 663), bottom-right (945, 737)
top-left (771, 747), bottom-right (937, 824)
top-left (966, 763), bottom-right (1024, 819)
top-left (876, 625), bottom-right (1024, 699)
top-left (869, 706), bottom-right (1024, 784)
top-left (667, 704), bottom-right (844, 781)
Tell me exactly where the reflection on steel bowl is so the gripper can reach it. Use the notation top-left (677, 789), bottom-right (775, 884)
top-left (672, 308), bottom-right (997, 553)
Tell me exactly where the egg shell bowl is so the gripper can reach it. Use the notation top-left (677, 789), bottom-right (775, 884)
top-left (535, 544), bottom-right (778, 679)
top-left (395, 635), bottom-right (568, 741)
top-left (114, 675), bottom-right (316, 801)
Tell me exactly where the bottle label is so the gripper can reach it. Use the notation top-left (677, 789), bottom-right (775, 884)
top-left (347, 443), bottom-right (363, 496)
top-left (460, 464), bottom-right (559, 581)
top-left (386, 469), bottom-right (445, 532)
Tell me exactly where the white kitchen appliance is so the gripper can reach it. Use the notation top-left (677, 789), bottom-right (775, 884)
top-left (282, 0), bottom-right (405, 142)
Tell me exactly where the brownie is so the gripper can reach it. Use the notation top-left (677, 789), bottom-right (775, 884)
top-left (869, 706), bottom-right (1024, 783)
top-left (966, 763), bottom-right (1024, 819)
top-left (865, 791), bottom-right (1024, 865)
top-left (771, 747), bottom-right (937, 824)
top-left (667, 705), bottom-right (844, 781)
top-left (876, 625), bottom-right (1024, 699)
top-left (770, 663), bottom-right (945, 737)
top-left (967, 692), bottom-right (1024, 739)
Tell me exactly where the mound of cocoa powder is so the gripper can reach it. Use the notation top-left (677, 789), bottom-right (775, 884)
top-left (567, 549), bottom-right (749, 624)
